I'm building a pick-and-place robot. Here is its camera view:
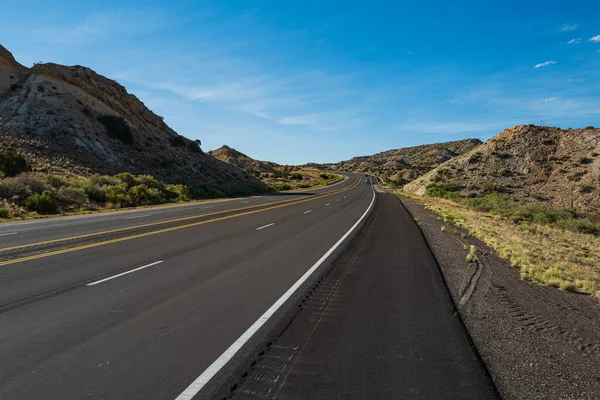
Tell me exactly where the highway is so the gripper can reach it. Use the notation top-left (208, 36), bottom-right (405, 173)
top-left (0, 173), bottom-right (497, 399)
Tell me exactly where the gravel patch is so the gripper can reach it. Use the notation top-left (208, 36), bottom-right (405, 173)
top-left (399, 195), bottom-right (600, 400)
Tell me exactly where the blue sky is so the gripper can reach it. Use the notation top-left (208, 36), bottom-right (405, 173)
top-left (2, 0), bottom-right (600, 164)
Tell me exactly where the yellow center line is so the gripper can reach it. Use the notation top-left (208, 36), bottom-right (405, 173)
top-left (0, 177), bottom-right (356, 253)
top-left (0, 178), bottom-right (360, 267)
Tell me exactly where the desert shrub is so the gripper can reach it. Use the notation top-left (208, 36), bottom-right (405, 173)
top-left (277, 183), bottom-right (292, 191)
top-left (98, 115), bottom-right (133, 144)
top-left (177, 194), bottom-right (190, 203)
top-left (24, 190), bottom-right (58, 214)
top-left (127, 184), bottom-right (164, 206)
top-left (319, 173), bottom-right (331, 179)
top-left (114, 172), bottom-right (137, 188)
top-left (0, 174), bottom-right (48, 200)
top-left (0, 147), bottom-right (30, 177)
top-left (290, 173), bottom-right (303, 180)
top-left (57, 186), bottom-right (88, 208)
top-left (425, 183), bottom-right (460, 199)
top-left (580, 157), bottom-right (593, 165)
top-left (164, 184), bottom-right (190, 200)
top-left (189, 184), bottom-right (225, 199)
top-left (187, 140), bottom-right (201, 152)
top-left (105, 183), bottom-right (131, 207)
top-left (135, 174), bottom-right (164, 190)
top-left (0, 208), bottom-right (9, 218)
top-left (45, 174), bottom-right (69, 189)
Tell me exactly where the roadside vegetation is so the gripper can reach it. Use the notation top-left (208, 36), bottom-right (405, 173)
top-left (400, 185), bottom-right (600, 298)
top-left (245, 166), bottom-right (343, 191)
top-left (0, 145), bottom-right (267, 221)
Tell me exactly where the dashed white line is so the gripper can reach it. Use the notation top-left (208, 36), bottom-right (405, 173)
top-left (199, 206), bottom-right (215, 209)
top-left (174, 183), bottom-right (376, 400)
top-left (337, 199), bottom-right (340, 201)
top-left (256, 223), bottom-right (275, 231)
top-left (325, 203), bottom-right (330, 206)
top-left (0, 232), bottom-right (17, 237)
top-left (125, 214), bottom-right (152, 220)
top-left (86, 261), bottom-right (164, 286)
top-left (303, 210), bottom-right (312, 214)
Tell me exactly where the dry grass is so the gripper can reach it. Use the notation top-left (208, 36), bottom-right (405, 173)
top-left (400, 191), bottom-right (600, 298)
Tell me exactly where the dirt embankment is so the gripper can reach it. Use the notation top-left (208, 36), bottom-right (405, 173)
top-left (399, 195), bottom-right (600, 400)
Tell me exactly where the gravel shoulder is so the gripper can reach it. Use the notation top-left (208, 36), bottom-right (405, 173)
top-left (398, 194), bottom-right (600, 400)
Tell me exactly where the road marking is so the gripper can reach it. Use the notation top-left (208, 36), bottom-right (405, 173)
top-left (175, 182), bottom-right (376, 400)
top-left (86, 261), bottom-right (164, 286)
top-left (303, 210), bottom-right (312, 214)
top-left (199, 206), bottom-right (215, 209)
top-left (325, 203), bottom-right (330, 206)
top-left (256, 223), bottom-right (275, 231)
top-left (125, 214), bottom-right (152, 220)
top-left (337, 199), bottom-right (340, 201)
top-left (0, 179), bottom-right (361, 267)
top-left (241, 201), bottom-right (250, 204)
top-left (0, 178), bottom-right (359, 255)
top-left (0, 232), bottom-right (17, 237)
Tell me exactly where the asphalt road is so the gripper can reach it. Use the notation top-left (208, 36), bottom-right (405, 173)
top-left (230, 191), bottom-right (499, 399)
top-left (0, 173), bottom-right (375, 399)
top-left (0, 175), bottom-right (498, 399)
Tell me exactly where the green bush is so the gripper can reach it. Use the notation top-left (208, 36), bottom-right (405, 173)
top-left (0, 208), bottom-right (9, 218)
top-left (290, 173), bottom-right (303, 180)
top-left (0, 147), bottom-right (30, 177)
top-left (114, 172), bottom-right (137, 188)
top-left (128, 184), bottom-right (164, 206)
top-left (24, 190), bottom-right (59, 214)
top-left (98, 115), bottom-right (133, 144)
top-left (425, 183), bottom-right (460, 199)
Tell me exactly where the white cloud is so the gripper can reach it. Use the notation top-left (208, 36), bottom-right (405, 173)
top-left (568, 38), bottom-right (581, 44)
top-left (589, 35), bottom-right (600, 43)
top-left (534, 60), bottom-right (557, 68)
top-left (561, 23), bottom-right (579, 32)
top-left (544, 97), bottom-right (558, 102)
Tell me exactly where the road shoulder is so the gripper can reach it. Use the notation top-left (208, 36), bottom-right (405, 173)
top-left (399, 195), bottom-right (600, 400)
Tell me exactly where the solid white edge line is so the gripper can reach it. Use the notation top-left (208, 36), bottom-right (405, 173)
top-left (86, 261), bottom-right (164, 286)
top-left (0, 232), bottom-right (18, 236)
top-left (303, 210), bottom-right (312, 214)
top-left (255, 223), bottom-right (275, 231)
top-left (175, 183), bottom-right (376, 400)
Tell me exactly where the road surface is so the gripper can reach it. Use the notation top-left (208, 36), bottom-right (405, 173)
top-left (0, 174), bottom-right (497, 399)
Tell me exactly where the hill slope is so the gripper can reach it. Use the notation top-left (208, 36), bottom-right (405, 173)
top-left (0, 45), bottom-right (264, 192)
top-left (325, 139), bottom-right (482, 185)
top-left (404, 125), bottom-right (600, 211)
top-left (208, 145), bottom-right (276, 173)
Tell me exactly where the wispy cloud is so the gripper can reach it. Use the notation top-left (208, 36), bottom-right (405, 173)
top-left (534, 60), bottom-right (557, 68)
top-left (544, 97), bottom-right (558, 102)
top-left (568, 38), bottom-right (581, 44)
top-left (561, 23), bottom-right (579, 32)
top-left (589, 35), bottom-right (600, 43)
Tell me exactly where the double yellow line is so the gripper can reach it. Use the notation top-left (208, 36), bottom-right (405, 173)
top-left (0, 177), bottom-right (360, 267)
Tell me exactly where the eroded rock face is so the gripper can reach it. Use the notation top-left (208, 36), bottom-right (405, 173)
top-left (209, 145), bottom-right (277, 173)
top-left (322, 138), bottom-right (482, 185)
top-left (0, 45), bottom-right (265, 189)
top-left (404, 125), bottom-right (600, 211)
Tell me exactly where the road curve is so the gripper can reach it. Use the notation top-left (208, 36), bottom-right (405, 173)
top-left (0, 173), bottom-right (373, 399)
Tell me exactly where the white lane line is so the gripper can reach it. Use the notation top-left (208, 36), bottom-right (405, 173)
top-left (125, 214), bottom-right (152, 220)
top-left (241, 201), bottom-right (250, 204)
top-left (199, 206), bottom-right (215, 209)
top-left (336, 199), bottom-right (340, 201)
top-left (0, 232), bottom-right (17, 237)
top-left (325, 203), bottom-right (330, 206)
top-left (256, 223), bottom-right (275, 231)
top-left (86, 261), bottom-right (164, 286)
top-left (303, 210), bottom-right (312, 214)
top-left (175, 184), bottom-right (376, 400)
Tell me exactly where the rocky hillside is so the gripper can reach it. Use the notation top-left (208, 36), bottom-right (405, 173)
top-left (0, 45), bottom-right (265, 192)
top-left (404, 125), bottom-right (600, 211)
top-left (208, 145), bottom-right (277, 173)
top-left (324, 139), bottom-right (482, 185)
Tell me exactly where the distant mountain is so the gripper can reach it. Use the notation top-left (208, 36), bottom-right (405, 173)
top-left (0, 45), bottom-right (265, 191)
top-left (209, 145), bottom-right (277, 173)
top-left (404, 125), bottom-right (600, 211)
top-left (323, 139), bottom-right (482, 185)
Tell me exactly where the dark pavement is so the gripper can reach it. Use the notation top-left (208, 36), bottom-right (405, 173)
top-left (230, 192), bottom-right (499, 400)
